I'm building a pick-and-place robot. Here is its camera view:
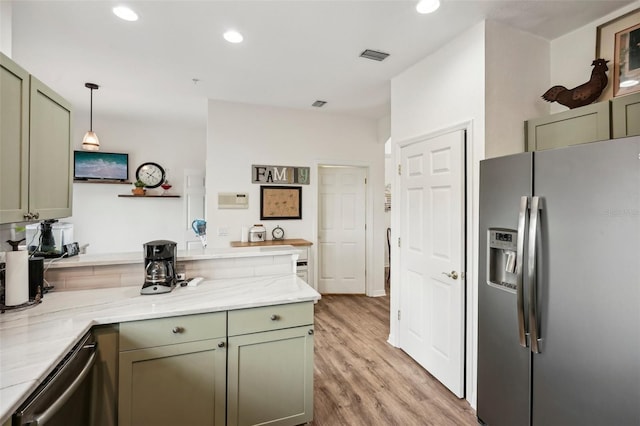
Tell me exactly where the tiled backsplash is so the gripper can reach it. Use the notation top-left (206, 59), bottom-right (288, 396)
top-left (44, 253), bottom-right (296, 291)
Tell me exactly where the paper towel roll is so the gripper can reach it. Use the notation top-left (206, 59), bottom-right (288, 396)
top-left (5, 250), bottom-right (29, 306)
top-left (241, 226), bottom-right (249, 243)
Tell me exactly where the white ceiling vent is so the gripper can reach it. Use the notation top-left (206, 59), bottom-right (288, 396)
top-left (360, 49), bottom-right (390, 61)
top-left (312, 100), bottom-right (327, 107)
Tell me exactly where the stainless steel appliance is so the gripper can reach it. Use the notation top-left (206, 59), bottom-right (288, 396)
top-left (141, 240), bottom-right (177, 295)
top-left (477, 136), bottom-right (640, 425)
top-left (13, 332), bottom-right (97, 425)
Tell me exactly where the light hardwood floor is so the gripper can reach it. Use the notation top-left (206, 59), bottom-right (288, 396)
top-left (312, 294), bottom-right (477, 426)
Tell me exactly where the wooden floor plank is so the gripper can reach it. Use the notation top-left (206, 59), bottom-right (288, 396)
top-left (312, 294), bottom-right (477, 425)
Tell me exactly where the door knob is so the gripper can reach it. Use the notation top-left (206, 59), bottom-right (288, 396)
top-left (442, 271), bottom-right (458, 280)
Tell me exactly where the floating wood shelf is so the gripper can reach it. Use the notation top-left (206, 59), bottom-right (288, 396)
top-left (75, 179), bottom-right (132, 185)
top-left (230, 239), bottom-right (312, 247)
top-left (118, 194), bottom-right (180, 198)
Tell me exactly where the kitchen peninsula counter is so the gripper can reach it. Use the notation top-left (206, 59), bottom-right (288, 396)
top-left (0, 274), bottom-right (320, 423)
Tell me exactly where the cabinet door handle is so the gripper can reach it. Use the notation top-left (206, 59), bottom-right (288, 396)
top-left (172, 326), bottom-right (184, 334)
top-left (308, 329), bottom-right (314, 335)
top-left (32, 212), bottom-right (40, 220)
top-left (270, 314), bottom-right (280, 321)
top-left (218, 341), bottom-right (225, 348)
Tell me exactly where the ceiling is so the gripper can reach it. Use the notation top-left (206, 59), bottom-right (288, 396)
top-left (8, 0), bottom-right (635, 126)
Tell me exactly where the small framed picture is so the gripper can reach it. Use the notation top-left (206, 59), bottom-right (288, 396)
top-left (260, 186), bottom-right (302, 220)
top-left (614, 22), bottom-right (640, 97)
top-left (596, 8), bottom-right (640, 98)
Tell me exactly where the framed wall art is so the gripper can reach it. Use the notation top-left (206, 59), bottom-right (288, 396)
top-left (260, 186), bottom-right (302, 220)
top-left (596, 8), bottom-right (640, 98)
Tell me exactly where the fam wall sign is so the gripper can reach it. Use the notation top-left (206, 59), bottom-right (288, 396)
top-left (252, 164), bottom-right (310, 185)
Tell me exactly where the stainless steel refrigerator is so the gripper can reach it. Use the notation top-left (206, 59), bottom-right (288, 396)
top-left (477, 136), bottom-right (640, 425)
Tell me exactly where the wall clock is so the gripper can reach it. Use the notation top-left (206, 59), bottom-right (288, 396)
top-left (272, 225), bottom-right (285, 240)
top-left (136, 162), bottom-right (165, 189)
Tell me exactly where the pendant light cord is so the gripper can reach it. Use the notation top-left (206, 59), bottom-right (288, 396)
top-left (89, 88), bottom-right (93, 131)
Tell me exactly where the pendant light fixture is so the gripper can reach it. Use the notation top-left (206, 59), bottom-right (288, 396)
top-left (82, 82), bottom-right (100, 151)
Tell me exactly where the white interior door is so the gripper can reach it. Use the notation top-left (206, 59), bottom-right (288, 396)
top-left (318, 166), bottom-right (366, 294)
top-left (183, 169), bottom-right (206, 250)
top-left (398, 129), bottom-right (465, 397)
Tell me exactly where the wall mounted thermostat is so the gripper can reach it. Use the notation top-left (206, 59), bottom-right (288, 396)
top-left (218, 192), bottom-right (249, 209)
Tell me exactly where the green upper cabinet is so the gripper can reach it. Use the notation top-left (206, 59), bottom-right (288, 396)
top-left (525, 102), bottom-right (611, 152)
top-left (0, 53), bottom-right (73, 224)
top-left (525, 93), bottom-right (640, 152)
top-left (611, 92), bottom-right (640, 139)
top-left (0, 53), bottom-right (29, 224)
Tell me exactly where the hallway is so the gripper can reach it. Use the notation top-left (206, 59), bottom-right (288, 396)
top-left (312, 294), bottom-right (476, 425)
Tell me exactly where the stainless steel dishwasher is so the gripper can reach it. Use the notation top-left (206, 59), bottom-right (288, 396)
top-left (13, 331), bottom-right (97, 425)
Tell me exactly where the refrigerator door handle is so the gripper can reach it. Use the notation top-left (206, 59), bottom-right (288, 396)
top-left (516, 196), bottom-right (529, 348)
top-left (528, 196), bottom-right (542, 353)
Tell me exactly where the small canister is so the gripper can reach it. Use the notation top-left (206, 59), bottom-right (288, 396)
top-left (249, 224), bottom-right (266, 242)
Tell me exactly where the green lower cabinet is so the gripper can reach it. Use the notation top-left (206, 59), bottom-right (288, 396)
top-left (91, 325), bottom-right (119, 426)
top-left (116, 304), bottom-right (314, 426)
top-left (227, 326), bottom-right (314, 426)
top-left (119, 339), bottom-right (227, 426)
top-left (118, 312), bottom-right (227, 426)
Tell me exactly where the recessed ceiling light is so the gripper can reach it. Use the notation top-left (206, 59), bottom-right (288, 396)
top-left (223, 30), bottom-right (244, 44)
top-left (113, 6), bottom-right (138, 21)
top-left (416, 0), bottom-right (440, 14)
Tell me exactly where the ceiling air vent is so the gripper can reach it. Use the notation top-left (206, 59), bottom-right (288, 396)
top-left (360, 49), bottom-right (390, 61)
top-left (312, 100), bottom-right (327, 107)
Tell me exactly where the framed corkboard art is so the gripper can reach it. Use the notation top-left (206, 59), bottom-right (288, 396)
top-left (596, 8), bottom-right (640, 98)
top-left (260, 186), bottom-right (302, 220)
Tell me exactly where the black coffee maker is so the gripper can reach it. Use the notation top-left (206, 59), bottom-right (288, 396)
top-left (141, 240), bottom-right (177, 295)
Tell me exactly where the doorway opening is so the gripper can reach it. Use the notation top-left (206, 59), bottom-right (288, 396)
top-left (316, 165), bottom-right (367, 294)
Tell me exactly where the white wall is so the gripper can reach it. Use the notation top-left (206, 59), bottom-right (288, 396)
top-left (550, 1), bottom-right (640, 114)
top-left (390, 21), bottom-right (486, 408)
top-left (390, 19), bottom-right (550, 408)
top-left (65, 112), bottom-right (206, 254)
top-left (485, 20), bottom-right (550, 158)
top-left (0, 1), bottom-right (11, 57)
top-left (206, 100), bottom-right (386, 297)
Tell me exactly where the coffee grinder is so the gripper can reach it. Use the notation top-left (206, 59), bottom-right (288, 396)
top-left (141, 240), bottom-right (177, 295)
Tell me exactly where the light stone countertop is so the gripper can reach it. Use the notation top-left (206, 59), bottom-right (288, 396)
top-left (46, 245), bottom-right (300, 268)
top-left (0, 273), bottom-right (320, 423)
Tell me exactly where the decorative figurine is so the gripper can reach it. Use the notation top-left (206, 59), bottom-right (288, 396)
top-left (542, 58), bottom-right (609, 109)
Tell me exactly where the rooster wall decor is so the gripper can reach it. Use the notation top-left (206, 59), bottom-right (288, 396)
top-left (542, 58), bottom-right (609, 109)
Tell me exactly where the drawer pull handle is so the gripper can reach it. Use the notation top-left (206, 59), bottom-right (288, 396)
top-left (218, 341), bottom-right (225, 348)
top-left (308, 329), bottom-right (314, 335)
top-left (172, 326), bottom-right (184, 334)
top-left (270, 314), bottom-right (280, 321)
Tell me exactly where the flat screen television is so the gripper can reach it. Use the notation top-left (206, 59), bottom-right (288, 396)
top-left (73, 151), bottom-right (129, 181)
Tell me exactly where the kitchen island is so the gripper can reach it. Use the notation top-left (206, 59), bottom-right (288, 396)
top-left (0, 272), bottom-right (320, 424)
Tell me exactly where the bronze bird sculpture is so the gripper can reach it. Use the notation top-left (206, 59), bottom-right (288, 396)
top-left (542, 59), bottom-right (609, 109)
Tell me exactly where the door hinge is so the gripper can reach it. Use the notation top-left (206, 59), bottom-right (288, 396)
top-left (397, 237), bottom-right (401, 247)
top-left (364, 177), bottom-right (367, 184)
top-left (397, 164), bottom-right (401, 175)
top-left (397, 310), bottom-right (401, 321)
